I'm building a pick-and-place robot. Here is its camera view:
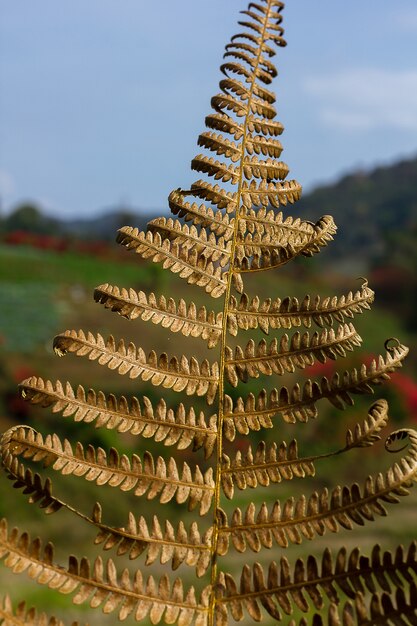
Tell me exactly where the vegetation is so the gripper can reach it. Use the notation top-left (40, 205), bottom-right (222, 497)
top-left (0, 1), bottom-right (416, 625)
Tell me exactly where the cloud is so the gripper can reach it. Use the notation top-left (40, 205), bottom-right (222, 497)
top-left (304, 68), bottom-right (417, 132)
top-left (394, 7), bottom-right (417, 32)
top-left (0, 169), bottom-right (16, 199)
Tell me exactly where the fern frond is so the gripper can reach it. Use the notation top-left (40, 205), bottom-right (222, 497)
top-left (94, 284), bottom-right (223, 348)
top-left (235, 215), bottom-right (336, 272)
top-left (197, 131), bottom-right (243, 163)
top-left (228, 279), bottom-right (374, 335)
top-left (218, 429), bottom-right (417, 553)
top-left (18, 377), bottom-right (218, 457)
top-left (116, 227), bottom-right (227, 298)
top-left (224, 323), bottom-right (361, 386)
top-left (1, 448), bottom-right (214, 579)
top-left (240, 207), bottom-right (314, 239)
top-left (344, 399), bottom-right (389, 450)
top-left (0, 450), bottom-right (63, 515)
top-left (221, 440), bottom-right (315, 499)
top-left (92, 504), bottom-right (213, 578)
top-left (289, 586), bottom-right (417, 626)
top-left (0, 594), bottom-right (78, 626)
top-left (191, 154), bottom-right (289, 185)
top-left (222, 342), bottom-right (407, 439)
top-left (240, 178), bottom-right (302, 208)
top-left (2, 427), bottom-right (215, 514)
top-left (52, 330), bottom-right (219, 403)
top-left (146, 218), bottom-right (231, 264)
top-left (218, 542), bottom-right (417, 622)
top-left (168, 189), bottom-right (235, 235)
top-left (0, 520), bottom-right (210, 625)
top-left (189, 179), bottom-right (237, 211)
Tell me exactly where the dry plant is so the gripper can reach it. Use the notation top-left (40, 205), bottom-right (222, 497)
top-left (1, 1), bottom-right (416, 625)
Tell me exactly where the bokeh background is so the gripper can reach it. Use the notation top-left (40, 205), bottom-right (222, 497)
top-left (0, 1), bottom-right (416, 623)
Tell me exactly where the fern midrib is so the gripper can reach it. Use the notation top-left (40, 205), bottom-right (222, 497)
top-left (216, 556), bottom-right (406, 605)
top-left (0, 540), bottom-right (210, 612)
top-left (209, 0), bottom-right (279, 619)
top-left (7, 437), bottom-right (214, 491)
top-left (220, 465), bottom-right (416, 534)
top-left (35, 392), bottom-right (215, 436)
top-left (225, 327), bottom-right (359, 366)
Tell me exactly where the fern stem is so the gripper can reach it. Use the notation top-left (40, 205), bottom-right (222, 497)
top-left (208, 1), bottom-right (280, 622)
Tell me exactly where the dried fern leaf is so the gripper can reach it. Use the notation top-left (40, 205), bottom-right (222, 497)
top-left (1, 447), bottom-right (213, 579)
top-left (168, 189), bottom-right (235, 236)
top-left (223, 49), bottom-right (277, 85)
top-left (205, 111), bottom-right (284, 144)
top-left (189, 179), bottom-right (237, 211)
top-left (222, 389), bottom-right (318, 441)
top-left (94, 283), bottom-right (223, 349)
top-left (290, 586), bottom-right (417, 626)
top-left (224, 323), bottom-right (361, 386)
top-left (92, 503), bottom-right (213, 578)
top-left (213, 83), bottom-right (277, 118)
top-left (240, 207), bottom-right (314, 240)
top-left (2, 426), bottom-right (215, 514)
top-left (240, 179), bottom-right (302, 208)
top-left (18, 377), bottom-right (217, 458)
top-left (235, 215), bottom-right (336, 272)
top-left (0, 594), bottom-right (78, 626)
top-left (222, 342), bottom-right (407, 440)
top-left (218, 542), bottom-right (417, 622)
top-left (228, 279), bottom-right (374, 335)
top-left (219, 76), bottom-right (276, 106)
top-left (192, 154), bottom-right (289, 185)
top-left (0, 450), bottom-right (64, 516)
top-left (218, 429), bottom-right (417, 553)
top-left (344, 399), bottom-right (389, 450)
top-left (221, 439), bottom-right (315, 499)
top-left (0, 520), bottom-right (210, 625)
top-left (52, 330), bottom-right (219, 404)
top-left (116, 227), bottom-right (227, 297)
top-left (197, 131), bottom-right (243, 162)
top-left (146, 218), bottom-right (231, 265)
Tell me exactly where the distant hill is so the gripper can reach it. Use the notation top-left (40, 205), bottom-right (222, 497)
top-left (295, 155), bottom-right (417, 268)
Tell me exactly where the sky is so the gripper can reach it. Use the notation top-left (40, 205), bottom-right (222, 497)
top-left (0, 0), bottom-right (417, 219)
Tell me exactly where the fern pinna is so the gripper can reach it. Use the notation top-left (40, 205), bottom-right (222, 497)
top-left (1, 1), bottom-right (416, 625)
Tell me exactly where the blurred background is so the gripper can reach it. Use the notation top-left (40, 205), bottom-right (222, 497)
top-left (0, 1), bottom-right (416, 623)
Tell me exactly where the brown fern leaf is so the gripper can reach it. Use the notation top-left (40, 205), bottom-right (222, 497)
top-left (344, 399), bottom-right (390, 450)
top-left (116, 227), bottom-right (227, 297)
top-left (289, 586), bottom-right (417, 626)
top-left (240, 179), bottom-right (302, 208)
top-left (0, 450), bottom-right (63, 515)
top-left (218, 542), bottom-right (417, 622)
top-left (189, 179), bottom-right (237, 211)
top-left (224, 323), bottom-right (361, 386)
top-left (222, 389), bottom-right (318, 441)
top-left (197, 131), bottom-right (243, 162)
top-left (1, 427), bottom-right (215, 514)
top-left (52, 330), bottom-right (219, 403)
top-left (240, 207), bottom-right (314, 239)
top-left (234, 215), bottom-right (336, 272)
top-left (228, 279), bottom-right (374, 335)
top-left (94, 284), bottom-right (223, 348)
top-left (0, 594), bottom-right (80, 626)
top-left (168, 189), bottom-right (235, 236)
top-left (221, 439), bottom-right (315, 499)
top-left (18, 377), bottom-right (217, 457)
top-left (222, 350), bottom-right (405, 439)
top-left (146, 218), bottom-right (232, 264)
top-left (191, 154), bottom-right (289, 185)
top-left (92, 503), bottom-right (213, 578)
top-left (218, 429), bottom-right (417, 553)
top-left (0, 519), bottom-right (210, 625)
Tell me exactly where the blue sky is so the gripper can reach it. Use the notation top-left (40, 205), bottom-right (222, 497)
top-left (1, 0), bottom-right (416, 218)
